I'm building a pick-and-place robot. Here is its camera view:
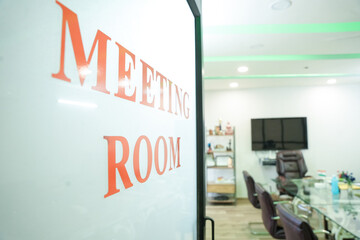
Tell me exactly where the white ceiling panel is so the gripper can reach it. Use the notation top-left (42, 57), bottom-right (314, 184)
top-left (204, 32), bottom-right (360, 56)
top-left (202, 0), bottom-right (360, 90)
top-left (202, 0), bottom-right (360, 26)
top-left (204, 77), bottom-right (360, 91)
top-left (204, 59), bottom-right (360, 76)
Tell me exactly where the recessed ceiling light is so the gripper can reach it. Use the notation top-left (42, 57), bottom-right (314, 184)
top-left (237, 66), bottom-right (249, 73)
top-left (327, 79), bottom-right (337, 84)
top-left (271, 0), bottom-right (292, 10)
top-left (229, 82), bottom-right (239, 88)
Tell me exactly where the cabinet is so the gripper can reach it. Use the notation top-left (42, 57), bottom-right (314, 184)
top-left (206, 129), bottom-right (236, 204)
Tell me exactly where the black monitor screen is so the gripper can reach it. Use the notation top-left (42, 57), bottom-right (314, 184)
top-left (251, 117), bottom-right (308, 151)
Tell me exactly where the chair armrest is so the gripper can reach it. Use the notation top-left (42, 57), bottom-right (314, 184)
top-left (297, 214), bottom-right (309, 220)
top-left (313, 229), bottom-right (331, 235)
top-left (274, 200), bottom-right (292, 205)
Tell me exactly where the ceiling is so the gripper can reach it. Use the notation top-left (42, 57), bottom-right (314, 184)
top-left (202, 0), bottom-right (360, 90)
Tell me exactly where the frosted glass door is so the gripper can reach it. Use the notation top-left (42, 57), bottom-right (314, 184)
top-left (0, 0), bottom-right (197, 239)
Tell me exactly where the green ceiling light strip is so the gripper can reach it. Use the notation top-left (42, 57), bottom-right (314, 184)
top-left (204, 73), bottom-right (360, 80)
top-left (204, 22), bottom-right (360, 34)
top-left (204, 53), bottom-right (360, 62)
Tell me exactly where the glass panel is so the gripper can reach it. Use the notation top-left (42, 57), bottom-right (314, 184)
top-left (276, 178), bottom-right (360, 238)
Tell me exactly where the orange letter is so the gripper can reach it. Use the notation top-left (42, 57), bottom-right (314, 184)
top-left (104, 136), bottom-right (133, 198)
top-left (167, 79), bottom-right (173, 114)
top-left (52, 1), bottom-right (111, 94)
top-left (156, 71), bottom-right (167, 111)
top-left (114, 42), bottom-right (136, 101)
top-left (168, 137), bottom-right (181, 171)
top-left (174, 85), bottom-right (183, 116)
top-left (154, 136), bottom-right (168, 175)
top-left (183, 92), bottom-right (190, 119)
top-left (139, 60), bottom-right (155, 108)
top-left (133, 136), bottom-right (153, 183)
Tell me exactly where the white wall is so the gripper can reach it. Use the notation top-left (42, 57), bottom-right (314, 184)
top-left (204, 83), bottom-right (360, 198)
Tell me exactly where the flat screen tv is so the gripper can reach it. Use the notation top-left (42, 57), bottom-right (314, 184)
top-left (251, 117), bottom-right (308, 151)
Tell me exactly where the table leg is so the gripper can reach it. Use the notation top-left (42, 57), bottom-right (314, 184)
top-left (324, 216), bottom-right (330, 240)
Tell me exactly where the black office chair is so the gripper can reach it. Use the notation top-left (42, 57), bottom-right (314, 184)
top-left (242, 171), bottom-right (268, 235)
top-left (276, 150), bottom-right (307, 196)
top-left (243, 171), bottom-right (260, 208)
top-left (276, 203), bottom-right (333, 240)
top-left (255, 182), bottom-right (286, 239)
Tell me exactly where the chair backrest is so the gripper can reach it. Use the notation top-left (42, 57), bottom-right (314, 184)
top-left (276, 150), bottom-right (307, 179)
top-left (276, 203), bottom-right (318, 240)
top-left (242, 171), bottom-right (260, 209)
top-left (255, 183), bottom-right (285, 239)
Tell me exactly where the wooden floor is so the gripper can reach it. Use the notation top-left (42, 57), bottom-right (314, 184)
top-left (205, 198), bottom-right (325, 240)
top-left (205, 198), bottom-right (274, 240)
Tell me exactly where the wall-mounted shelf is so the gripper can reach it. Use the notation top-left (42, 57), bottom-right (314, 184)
top-left (207, 197), bottom-right (236, 204)
top-left (211, 150), bottom-right (233, 153)
top-left (206, 127), bottom-right (236, 204)
top-left (207, 183), bottom-right (235, 193)
top-left (206, 134), bottom-right (234, 137)
top-left (261, 158), bottom-right (276, 166)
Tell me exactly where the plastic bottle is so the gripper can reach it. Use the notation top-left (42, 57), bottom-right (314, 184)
top-left (331, 175), bottom-right (339, 195)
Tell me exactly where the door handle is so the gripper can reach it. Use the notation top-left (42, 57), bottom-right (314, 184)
top-left (205, 216), bottom-right (215, 240)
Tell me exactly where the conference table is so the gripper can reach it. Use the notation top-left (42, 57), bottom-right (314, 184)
top-left (275, 178), bottom-right (360, 240)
